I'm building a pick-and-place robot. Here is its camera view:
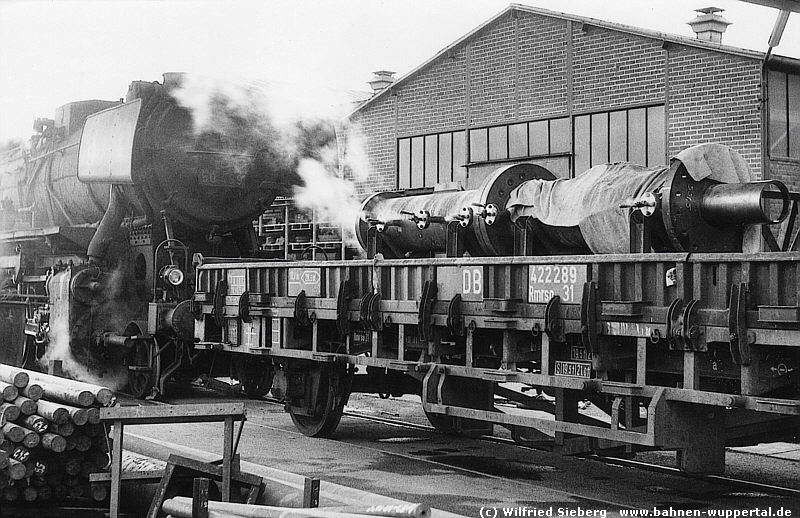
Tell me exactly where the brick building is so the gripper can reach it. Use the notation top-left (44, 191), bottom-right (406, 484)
top-left (345, 4), bottom-right (800, 197)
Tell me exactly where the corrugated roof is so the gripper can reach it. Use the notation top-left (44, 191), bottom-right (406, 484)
top-left (348, 3), bottom-right (798, 118)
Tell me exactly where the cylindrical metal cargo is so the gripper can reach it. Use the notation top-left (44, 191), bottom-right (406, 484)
top-left (359, 147), bottom-right (793, 257)
top-left (699, 180), bottom-right (789, 227)
top-left (356, 163), bottom-right (555, 256)
top-left (660, 162), bottom-right (790, 252)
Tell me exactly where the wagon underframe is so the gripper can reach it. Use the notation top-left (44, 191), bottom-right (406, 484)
top-left (193, 253), bottom-right (800, 474)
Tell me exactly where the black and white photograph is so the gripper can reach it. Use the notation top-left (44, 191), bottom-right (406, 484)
top-left (0, 1), bottom-right (799, 517)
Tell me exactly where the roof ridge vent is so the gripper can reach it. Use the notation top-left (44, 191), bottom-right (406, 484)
top-left (687, 6), bottom-right (732, 43)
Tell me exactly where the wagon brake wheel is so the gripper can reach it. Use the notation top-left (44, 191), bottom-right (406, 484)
top-left (289, 371), bottom-right (346, 438)
top-left (233, 357), bottom-right (275, 399)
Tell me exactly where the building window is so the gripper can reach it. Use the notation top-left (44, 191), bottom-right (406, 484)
top-left (468, 117), bottom-right (571, 164)
top-left (397, 130), bottom-right (467, 189)
top-left (769, 69), bottom-right (800, 159)
top-left (573, 105), bottom-right (665, 173)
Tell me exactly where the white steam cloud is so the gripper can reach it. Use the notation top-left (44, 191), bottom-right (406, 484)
top-left (169, 73), bottom-right (373, 249)
top-left (41, 310), bottom-right (127, 391)
top-left (294, 159), bottom-right (361, 248)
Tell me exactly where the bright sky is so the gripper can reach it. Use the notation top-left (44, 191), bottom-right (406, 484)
top-left (1, 0), bottom-right (798, 142)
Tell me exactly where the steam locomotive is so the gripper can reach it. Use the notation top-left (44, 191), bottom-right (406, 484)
top-left (1, 74), bottom-right (798, 474)
top-left (0, 73), bottom-right (297, 397)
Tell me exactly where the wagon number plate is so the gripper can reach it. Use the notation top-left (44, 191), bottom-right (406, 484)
top-left (528, 264), bottom-right (587, 304)
top-left (554, 361), bottom-right (592, 378)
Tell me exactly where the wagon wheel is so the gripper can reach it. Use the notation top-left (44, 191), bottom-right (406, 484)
top-left (233, 357), bottom-right (275, 399)
top-left (289, 372), bottom-right (345, 438)
top-left (127, 339), bottom-right (158, 399)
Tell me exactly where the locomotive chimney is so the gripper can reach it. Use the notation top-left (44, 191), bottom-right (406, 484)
top-left (162, 72), bottom-right (187, 91)
top-left (687, 7), bottom-right (732, 43)
top-left (368, 71), bottom-right (395, 94)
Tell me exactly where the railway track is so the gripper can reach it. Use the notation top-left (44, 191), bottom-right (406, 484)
top-left (122, 389), bottom-right (800, 507)
top-left (336, 405), bottom-right (800, 500)
top-left (244, 402), bottom-right (640, 512)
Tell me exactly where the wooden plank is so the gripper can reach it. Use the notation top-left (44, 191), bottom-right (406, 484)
top-left (89, 470), bottom-right (164, 483)
top-left (193, 478), bottom-right (210, 518)
top-left (146, 462), bottom-right (176, 518)
top-left (109, 421), bottom-right (123, 518)
top-left (100, 403), bottom-right (245, 425)
top-left (166, 455), bottom-right (264, 486)
top-left (303, 477), bottom-right (320, 508)
top-left (222, 418), bottom-right (233, 502)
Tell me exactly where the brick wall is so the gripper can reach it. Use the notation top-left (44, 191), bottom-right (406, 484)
top-left (572, 25), bottom-right (665, 112)
top-left (468, 13), bottom-right (517, 125)
top-left (348, 7), bottom-right (769, 192)
top-left (395, 46), bottom-right (468, 136)
top-left (350, 96), bottom-right (396, 196)
top-left (768, 159), bottom-right (800, 192)
top-left (517, 15), bottom-right (569, 119)
top-left (667, 45), bottom-right (762, 177)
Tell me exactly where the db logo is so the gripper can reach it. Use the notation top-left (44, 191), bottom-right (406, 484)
top-left (301, 271), bottom-right (320, 284)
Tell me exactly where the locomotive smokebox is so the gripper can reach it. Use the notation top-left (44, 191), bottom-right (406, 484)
top-left (78, 77), bottom-right (297, 233)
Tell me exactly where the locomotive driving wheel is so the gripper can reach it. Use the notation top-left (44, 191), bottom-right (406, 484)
top-left (288, 368), bottom-right (350, 438)
top-left (232, 357), bottom-right (274, 399)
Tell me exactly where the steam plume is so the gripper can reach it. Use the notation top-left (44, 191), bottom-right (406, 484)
top-left (294, 158), bottom-right (361, 247)
top-left (169, 73), bottom-right (372, 248)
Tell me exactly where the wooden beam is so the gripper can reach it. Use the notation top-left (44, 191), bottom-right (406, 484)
top-left (100, 403), bottom-right (246, 425)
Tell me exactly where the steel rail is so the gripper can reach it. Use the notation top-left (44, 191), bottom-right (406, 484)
top-left (340, 406), bottom-right (800, 499)
top-left (136, 392), bottom-right (800, 500)
top-left (243, 406), bottom-right (639, 511)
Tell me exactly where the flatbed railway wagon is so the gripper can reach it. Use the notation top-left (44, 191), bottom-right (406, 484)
top-left (192, 151), bottom-right (800, 474)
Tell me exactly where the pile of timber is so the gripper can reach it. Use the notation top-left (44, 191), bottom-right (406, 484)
top-left (0, 364), bottom-right (115, 504)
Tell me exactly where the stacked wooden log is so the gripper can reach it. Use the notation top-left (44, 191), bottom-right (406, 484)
top-left (0, 364), bottom-right (115, 505)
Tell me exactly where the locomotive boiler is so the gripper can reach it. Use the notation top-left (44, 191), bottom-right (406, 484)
top-left (0, 73), bottom-right (297, 396)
